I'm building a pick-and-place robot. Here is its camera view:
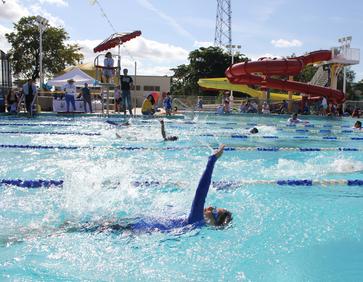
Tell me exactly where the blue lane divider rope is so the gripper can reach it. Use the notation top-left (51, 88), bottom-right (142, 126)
top-left (212, 179), bottom-right (363, 190)
top-left (3, 178), bottom-right (363, 189)
top-left (0, 179), bottom-right (63, 188)
top-left (173, 120), bottom-right (354, 130)
top-left (0, 144), bottom-right (81, 150)
top-left (0, 123), bottom-right (73, 127)
top-left (1, 144), bottom-right (363, 152)
top-left (275, 128), bottom-right (360, 134)
top-left (202, 134), bottom-right (363, 141)
top-left (0, 131), bottom-right (100, 136)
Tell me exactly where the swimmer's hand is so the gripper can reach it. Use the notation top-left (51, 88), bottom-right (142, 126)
top-left (214, 144), bottom-right (225, 159)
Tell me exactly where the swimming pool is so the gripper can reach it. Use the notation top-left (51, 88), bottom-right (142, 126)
top-left (1, 113), bottom-right (363, 281)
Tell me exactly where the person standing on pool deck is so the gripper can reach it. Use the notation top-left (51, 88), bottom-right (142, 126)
top-left (66, 145), bottom-right (231, 234)
top-left (120, 68), bottom-right (133, 116)
top-left (63, 79), bottom-right (77, 112)
top-left (80, 83), bottom-right (92, 113)
top-left (22, 79), bottom-right (37, 114)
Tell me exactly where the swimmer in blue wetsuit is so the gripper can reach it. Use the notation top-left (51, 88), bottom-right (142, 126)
top-left (65, 145), bottom-right (231, 234)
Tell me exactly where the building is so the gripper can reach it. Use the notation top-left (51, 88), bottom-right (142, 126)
top-left (131, 75), bottom-right (171, 106)
top-left (0, 50), bottom-right (12, 112)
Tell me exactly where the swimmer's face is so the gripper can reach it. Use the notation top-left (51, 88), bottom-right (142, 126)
top-left (203, 206), bottom-right (232, 227)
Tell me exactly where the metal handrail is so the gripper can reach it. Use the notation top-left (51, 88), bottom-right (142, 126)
top-left (30, 93), bottom-right (38, 117)
top-left (17, 94), bottom-right (24, 113)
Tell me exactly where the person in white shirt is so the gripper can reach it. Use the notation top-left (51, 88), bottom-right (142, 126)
top-left (262, 101), bottom-right (270, 114)
top-left (321, 97), bottom-right (328, 115)
top-left (287, 113), bottom-right (309, 124)
top-left (102, 52), bottom-right (115, 83)
top-left (63, 79), bottom-right (77, 112)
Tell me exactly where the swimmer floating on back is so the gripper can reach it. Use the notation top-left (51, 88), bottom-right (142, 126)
top-left (160, 119), bottom-right (178, 141)
top-left (63, 145), bottom-right (231, 234)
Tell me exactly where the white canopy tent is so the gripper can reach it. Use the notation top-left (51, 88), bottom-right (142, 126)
top-left (47, 67), bottom-right (99, 87)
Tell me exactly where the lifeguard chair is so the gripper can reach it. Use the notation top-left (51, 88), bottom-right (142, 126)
top-left (93, 31), bottom-right (141, 116)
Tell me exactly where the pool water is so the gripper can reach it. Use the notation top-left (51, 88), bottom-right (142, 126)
top-left (1, 113), bottom-right (363, 281)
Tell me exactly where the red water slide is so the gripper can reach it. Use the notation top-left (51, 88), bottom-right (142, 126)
top-left (225, 50), bottom-right (345, 103)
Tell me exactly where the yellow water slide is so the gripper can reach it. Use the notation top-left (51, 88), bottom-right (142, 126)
top-left (198, 78), bottom-right (301, 101)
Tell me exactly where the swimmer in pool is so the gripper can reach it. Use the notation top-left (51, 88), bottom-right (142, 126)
top-left (160, 119), bottom-right (178, 141)
top-left (287, 113), bottom-right (308, 124)
top-left (249, 127), bottom-right (259, 134)
top-left (64, 145), bottom-right (231, 234)
top-left (108, 120), bottom-right (130, 138)
top-left (353, 120), bottom-right (362, 129)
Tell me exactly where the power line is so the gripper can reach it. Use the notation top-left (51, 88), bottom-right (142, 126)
top-left (89, 0), bottom-right (117, 33)
top-left (89, 0), bottom-right (136, 61)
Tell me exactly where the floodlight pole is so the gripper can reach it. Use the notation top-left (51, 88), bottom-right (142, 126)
top-left (36, 16), bottom-right (48, 87)
top-left (225, 44), bottom-right (241, 106)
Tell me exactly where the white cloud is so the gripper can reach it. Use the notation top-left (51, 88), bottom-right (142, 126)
top-left (0, 0), bottom-right (29, 21)
top-left (249, 53), bottom-right (282, 61)
top-left (271, 39), bottom-right (303, 48)
top-left (0, 24), bottom-right (12, 52)
top-left (38, 0), bottom-right (68, 7)
top-left (136, 0), bottom-right (194, 41)
top-left (29, 3), bottom-right (65, 26)
top-left (39, 0), bottom-right (68, 7)
top-left (69, 36), bottom-right (189, 76)
top-left (193, 41), bottom-right (213, 48)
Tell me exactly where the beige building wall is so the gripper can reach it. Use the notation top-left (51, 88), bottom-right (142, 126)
top-left (130, 75), bottom-right (171, 107)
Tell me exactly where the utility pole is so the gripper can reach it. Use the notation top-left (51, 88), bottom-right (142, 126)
top-left (36, 16), bottom-right (48, 87)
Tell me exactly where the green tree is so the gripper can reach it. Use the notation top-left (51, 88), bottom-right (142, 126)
top-left (293, 64), bottom-right (318, 83)
top-left (171, 46), bottom-right (248, 96)
top-left (337, 67), bottom-right (355, 99)
top-left (5, 16), bottom-right (83, 81)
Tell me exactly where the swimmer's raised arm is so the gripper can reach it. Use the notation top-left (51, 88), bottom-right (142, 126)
top-left (159, 119), bottom-right (167, 140)
top-left (159, 119), bottom-right (178, 141)
top-left (187, 145), bottom-right (225, 225)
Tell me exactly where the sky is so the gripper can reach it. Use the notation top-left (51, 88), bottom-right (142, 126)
top-left (0, 0), bottom-right (362, 81)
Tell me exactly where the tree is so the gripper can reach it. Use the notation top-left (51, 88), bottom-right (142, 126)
top-left (293, 64), bottom-right (318, 83)
top-left (5, 16), bottom-right (83, 81)
top-left (171, 46), bottom-right (248, 96)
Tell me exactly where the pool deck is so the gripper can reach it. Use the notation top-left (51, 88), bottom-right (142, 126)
top-left (0, 107), bottom-right (186, 120)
